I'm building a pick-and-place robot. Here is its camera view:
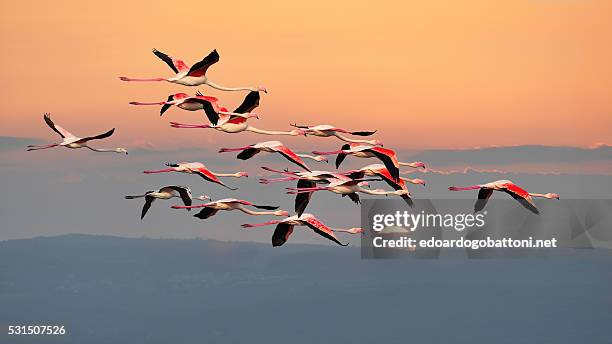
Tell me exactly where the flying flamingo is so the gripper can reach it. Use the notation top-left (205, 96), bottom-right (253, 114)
top-left (448, 180), bottom-right (560, 214)
top-left (130, 90), bottom-right (262, 127)
top-left (242, 213), bottom-right (363, 247)
top-left (259, 167), bottom-right (352, 215)
top-left (120, 48), bottom-right (267, 92)
top-left (124, 186), bottom-right (210, 219)
top-left (169, 91), bottom-right (308, 136)
top-left (143, 162), bottom-right (248, 190)
top-left (286, 178), bottom-right (409, 213)
top-left (291, 124), bottom-right (383, 146)
top-left (171, 198), bottom-right (288, 220)
top-left (27, 114), bottom-right (128, 154)
top-left (341, 164), bottom-right (426, 206)
top-left (313, 143), bottom-right (426, 182)
top-left (218, 141), bottom-right (326, 171)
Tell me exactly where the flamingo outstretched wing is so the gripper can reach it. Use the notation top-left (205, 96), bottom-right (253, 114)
top-left (303, 216), bottom-right (348, 246)
top-left (501, 183), bottom-right (539, 214)
top-left (152, 49), bottom-right (188, 73)
top-left (44, 113), bottom-right (76, 139)
top-left (237, 148), bottom-right (260, 160)
top-left (368, 147), bottom-right (399, 181)
top-left (75, 128), bottom-right (115, 143)
top-left (295, 179), bottom-right (315, 216)
top-left (335, 144), bottom-right (351, 168)
top-left (194, 207), bottom-right (219, 220)
top-left (274, 146), bottom-right (311, 171)
top-left (162, 186), bottom-right (193, 208)
top-left (272, 223), bottom-right (295, 247)
top-left (474, 188), bottom-right (494, 213)
top-left (187, 50), bottom-right (220, 77)
top-left (141, 195), bottom-right (155, 219)
top-left (233, 91), bottom-right (260, 114)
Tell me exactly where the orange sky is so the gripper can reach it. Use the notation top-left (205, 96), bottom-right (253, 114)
top-left (1, 0), bottom-right (610, 150)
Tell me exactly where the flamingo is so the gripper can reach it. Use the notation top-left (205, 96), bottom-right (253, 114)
top-left (171, 198), bottom-right (288, 220)
top-left (313, 143), bottom-right (426, 182)
top-left (291, 124), bottom-right (382, 146)
top-left (341, 164), bottom-right (426, 206)
top-left (143, 162), bottom-right (247, 190)
top-left (218, 141), bottom-right (325, 171)
top-left (259, 167), bottom-right (352, 215)
top-left (130, 91), bottom-right (262, 127)
top-left (169, 91), bottom-right (308, 136)
top-left (120, 48), bottom-right (267, 92)
top-left (124, 186), bottom-right (210, 219)
top-left (448, 180), bottom-right (560, 214)
top-left (286, 178), bottom-right (408, 213)
top-left (27, 114), bottom-right (128, 154)
top-left (242, 213), bottom-right (363, 247)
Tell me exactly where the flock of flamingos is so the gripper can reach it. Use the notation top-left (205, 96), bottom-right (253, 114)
top-left (27, 49), bottom-right (560, 247)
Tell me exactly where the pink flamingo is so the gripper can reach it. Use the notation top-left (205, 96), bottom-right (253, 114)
top-left (448, 180), bottom-right (560, 214)
top-left (27, 114), bottom-right (128, 155)
top-left (341, 164), bottom-right (426, 206)
top-left (143, 162), bottom-right (248, 190)
top-left (125, 186), bottom-right (210, 219)
top-left (259, 167), bottom-right (352, 215)
top-left (290, 124), bottom-right (382, 146)
top-left (286, 177), bottom-right (408, 213)
top-left (313, 143), bottom-right (426, 182)
top-left (171, 198), bottom-right (288, 220)
top-left (242, 213), bottom-right (363, 247)
top-left (130, 91), bottom-right (261, 126)
top-left (120, 48), bottom-right (267, 92)
top-left (219, 141), bottom-right (326, 172)
top-left (169, 91), bottom-right (306, 135)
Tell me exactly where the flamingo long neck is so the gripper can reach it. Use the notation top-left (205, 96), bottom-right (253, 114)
top-left (334, 133), bottom-right (374, 145)
top-left (401, 177), bottom-right (423, 185)
top-left (398, 161), bottom-right (424, 168)
top-left (214, 172), bottom-right (242, 178)
top-left (296, 154), bottom-right (324, 161)
top-left (205, 80), bottom-right (255, 92)
top-left (85, 146), bottom-right (120, 153)
top-left (121, 77), bottom-right (166, 82)
top-left (359, 188), bottom-right (397, 196)
top-left (529, 193), bottom-right (552, 199)
top-left (332, 228), bottom-right (358, 233)
top-left (237, 206), bottom-right (278, 216)
top-left (312, 150), bottom-right (343, 155)
top-left (170, 122), bottom-right (211, 129)
top-left (246, 126), bottom-right (296, 136)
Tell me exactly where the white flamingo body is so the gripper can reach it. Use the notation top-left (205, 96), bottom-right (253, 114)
top-left (171, 198), bottom-right (288, 220)
top-left (125, 186), bottom-right (210, 219)
top-left (27, 114), bottom-right (128, 154)
top-left (120, 49), bottom-right (267, 92)
top-left (143, 161), bottom-right (247, 190)
top-left (449, 179), bottom-right (560, 214)
top-left (292, 124), bottom-right (382, 145)
top-left (219, 141), bottom-right (319, 172)
top-left (241, 213), bottom-right (363, 247)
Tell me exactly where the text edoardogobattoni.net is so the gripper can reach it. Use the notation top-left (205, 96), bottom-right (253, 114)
top-left (369, 211), bottom-right (558, 250)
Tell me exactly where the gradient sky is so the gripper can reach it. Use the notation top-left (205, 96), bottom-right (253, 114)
top-left (1, 0), bottom-right (611, 150)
